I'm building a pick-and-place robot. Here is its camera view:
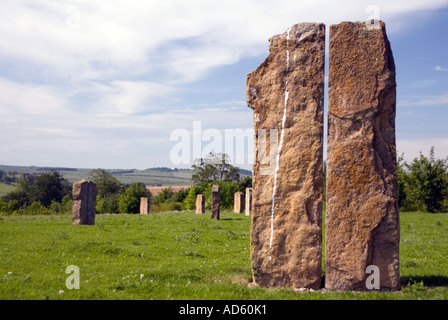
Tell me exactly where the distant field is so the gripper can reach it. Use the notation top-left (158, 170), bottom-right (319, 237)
top-left (0, 165), bottom-right (251, 187)
top-left (0, 183), bottom-right (15, 197)
top-left (0, 165), bottom-right (195, 186)
top-left (0, 211), bottom-right (447, 300)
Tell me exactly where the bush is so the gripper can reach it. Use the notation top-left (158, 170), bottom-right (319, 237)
top-left (96, 194), bottom-right (119, 214)
top-left (398, 147), bottom-right (448, 213)
top-left (118, 182), bottom-right (151, 214)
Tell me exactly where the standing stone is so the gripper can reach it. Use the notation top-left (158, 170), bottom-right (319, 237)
top-left (140, 197), bottom-right (150, 215)
top-left (195, 194), bottom-right (205, 214)
top-left (245, 188), bottom-right (253, 216)
top-left (234, 191), bottom-right (245, 213)
top-left (246, 23), bottom-right (325, 289)
top-left (211, 185), bottom-right (220, 220)
top-left (326, 21), bottom-right (400, 291)
top-left (72, 180), bottom-right (97, 225)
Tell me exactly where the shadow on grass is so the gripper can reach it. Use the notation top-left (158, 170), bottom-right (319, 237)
top-left (401, 275), bottom-right (448, 287)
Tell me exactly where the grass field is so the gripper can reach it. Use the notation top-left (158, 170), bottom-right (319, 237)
top-left (0, 211), bottom-right (447, 300)
top-left (0, 183), bottom-right (16, 198)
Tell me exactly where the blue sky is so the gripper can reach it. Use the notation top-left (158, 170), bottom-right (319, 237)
top-left (0, 0), bottom-right (447, 171)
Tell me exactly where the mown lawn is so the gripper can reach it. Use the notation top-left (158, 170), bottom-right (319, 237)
top-left (0, 211), bottom-right (447, 300)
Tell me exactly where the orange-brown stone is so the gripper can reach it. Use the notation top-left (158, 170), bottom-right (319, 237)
top-left (246, 22), bottom-right (325, 289)
top-left (325, 21), bottom-right (400, 291)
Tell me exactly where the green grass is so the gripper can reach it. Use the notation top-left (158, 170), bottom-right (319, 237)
top-left (0, 183), bottom-right (16, 197)
top-left (0, 211), bottom-right (447, 300)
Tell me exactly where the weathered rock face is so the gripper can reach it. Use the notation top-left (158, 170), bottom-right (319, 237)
top-left (196, 194), bottom-right (205, 214)
top-left (72, 180), bottom-right (97, 225)
top-left (140, 197), bottom-right (150, 215)
top-left (245, 188), bottom-right (253, 216)
top-left (234, 191), bottom-right (245, 213)
top-left (211, 185), bottom-right (220, 220)
top-left (246, 23), bottom-right (325, 289)
top-left (325, 21), bottom-right (400, 291)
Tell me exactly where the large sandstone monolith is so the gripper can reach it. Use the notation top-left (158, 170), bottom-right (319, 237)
top-left (211, 185), bottom-right (220, 220)
top-left (234, 192), bottom-right (245, 213)
top-left (245, 188), bottom-right (253, 216)
top-left (140, 197), bottom-right (150, 215)
top-left (246, 23), bottom-right (325, 289)
top-left (196, 194), bottom-right (205, 214)
top-left (325, 21), bottom-right (400, 291)
top-left (72, 180), bottom-right (97, 225)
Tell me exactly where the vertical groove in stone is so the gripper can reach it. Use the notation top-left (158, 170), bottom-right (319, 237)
top-left (325, 21), bottom-right (400, 291)
top-left (246, 22), bottom-right (325, 289)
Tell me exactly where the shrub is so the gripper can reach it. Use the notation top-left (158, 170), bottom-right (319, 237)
top-left (118, 182), bottom-right (151, 214)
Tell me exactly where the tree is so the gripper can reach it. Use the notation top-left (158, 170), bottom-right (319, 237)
top-left (89, 169), bottom-right (123, 197)
top-left (2, 171), bottom-right (70, 208)
top-left (118, 182), bottom-right (151, 214)
top-left (192, 152), bottom-right (240, 184)
top-left (399, 147), bottom-right (448, 213)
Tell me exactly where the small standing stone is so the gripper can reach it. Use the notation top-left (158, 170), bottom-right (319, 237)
top-left (234, 191), bottom-right (245, 213)
top-left (211, 185), bottom-right (220, 220)
top-left (245, 188), bottom-right (253, 216)
top-left (195, 194), bottom-right (205, 214)
top-left (140, 197), bottom-right (150, 215)
top-left (72, 180), bottom-right (97, 225)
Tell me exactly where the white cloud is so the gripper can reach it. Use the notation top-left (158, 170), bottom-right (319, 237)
top-left (398, 94), bottom-right (448, 107)
top-left (434, 65), bottom-right (448, 72)
top-left (1, 0), bottom-right (448, 168)
top-left (397, 138), bottom-right (448, 162)
top-left (0, 78), bottom-right (66, 115)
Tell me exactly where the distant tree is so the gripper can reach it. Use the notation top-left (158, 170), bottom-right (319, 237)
top-left (192, 153), bottom-right (240, 184)
top-left (237, 175), bottom-right (252, 192)
top-left (153, 187), bottom-right (175, 206)
top-left (2, 171), bottom-right (70, 208)
top-left (89, 169), bottom-right (123, 197)
top-left (399, 147), bottom-right (448, 213)
top-left (118, 182), bottom-right (151, 214)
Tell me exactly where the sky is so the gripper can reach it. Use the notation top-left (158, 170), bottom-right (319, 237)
top-left (0, 0), bottom-right (447, 171)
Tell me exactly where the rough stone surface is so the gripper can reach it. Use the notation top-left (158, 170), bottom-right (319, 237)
top-left (196, 194), bottom-right (205, 214)
top-left (211, 185), bottom-right (220, 220)
top-left (140, 197), bottom-right (150, 215)
top-left (325, 21), bottom-right (400, 291)
top-left (234, 192), bottom-right (245, 213)
top-left (246, 23), bottom-right (325, 289)
top-left (72, 180), bottom-right (97, 225)
top-left (245, 188), bottom-right (253, 216)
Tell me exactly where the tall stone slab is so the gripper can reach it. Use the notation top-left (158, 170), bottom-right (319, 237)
top-left (326, 21), bottom-right (400, 291)
top-left (245, 188), bottom-right (253, 216)
top-left (140, 197), bottom-right (150, 214)
top-left (72, 180), bottom-right (97, 225)
top-left (246, 23), bottom-right (325, 289)
top-left (211, 185), bottom-right (220, 220)
top-left (234, 191), bottom-right (245, 213)
top-left (195, 194), bottom-right (205, 214)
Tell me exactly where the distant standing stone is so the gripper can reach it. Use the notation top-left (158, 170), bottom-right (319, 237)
top-left (72, 180), bottom-right (97, 225)
top-left (233, 191), bottom-right (245, 213)
top-left (140, 197), bottom-right (150, 215)
top-left (245, 188), bottom-right (253, 216)
top-left (195, 194), bottom-right (205, 214)
top-left (211, 185), bottom-right (220, 220)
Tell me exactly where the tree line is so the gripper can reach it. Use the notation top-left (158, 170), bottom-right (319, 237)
top-left (1, 149), bottom-right (447, 215)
